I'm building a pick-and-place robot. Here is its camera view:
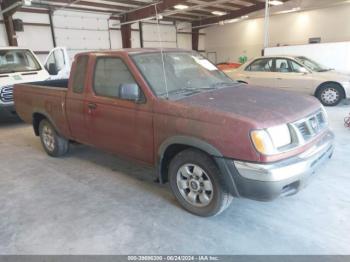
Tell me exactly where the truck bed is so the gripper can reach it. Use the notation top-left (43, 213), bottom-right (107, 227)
top-left (14, 80), bottom-right (71, 138)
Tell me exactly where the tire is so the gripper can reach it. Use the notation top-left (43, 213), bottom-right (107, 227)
top-left (39, 119), bottom-right (69, 157)
top-left (168, 149), bottom-right (233, 217)
top-left (316, 83), bottom-right (344, 106)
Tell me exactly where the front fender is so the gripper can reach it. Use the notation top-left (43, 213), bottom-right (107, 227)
top-left (158, 135), bottom-right (223, 159)
top-left (157, 135), bottom-right (239, 196)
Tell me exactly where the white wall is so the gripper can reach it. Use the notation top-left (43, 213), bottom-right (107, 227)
top-left (204, 4), bottom-right (350, 63)
top-left (265, 42), bottom-right (350, 73)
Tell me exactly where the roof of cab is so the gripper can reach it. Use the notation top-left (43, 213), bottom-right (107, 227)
top-left (75, 48), bottom-right (192, 57)
top-left (252, 55), bottom-right (301, 60)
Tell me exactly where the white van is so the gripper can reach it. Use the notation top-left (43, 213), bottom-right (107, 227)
top-left (0, 47), bottom-right (70, 114)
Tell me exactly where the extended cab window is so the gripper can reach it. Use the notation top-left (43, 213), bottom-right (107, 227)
top-left (246, 59), bottom-right (272, 72)
top-left (93, 57), bottom-right (136, 99)
top-left (72, 55), bottom-right (88, 94)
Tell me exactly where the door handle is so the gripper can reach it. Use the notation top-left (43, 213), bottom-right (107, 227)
top-left (277, 78), bottom-right (283, 80)
top-left (88, 103), bottom-right (97, 110)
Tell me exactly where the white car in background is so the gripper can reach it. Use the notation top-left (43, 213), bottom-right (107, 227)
top-left (227, 55), bottom-right (350, 106)
top-left (0, 47), bottom-right (70, 115)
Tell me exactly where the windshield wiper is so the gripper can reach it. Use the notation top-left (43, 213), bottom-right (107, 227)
top-left (209, 82), bottom-right (236, 89)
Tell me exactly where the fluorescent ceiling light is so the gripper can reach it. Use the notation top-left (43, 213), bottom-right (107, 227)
top-left (23, 0), bottom-right (32, 6)
top-left (174, 4), bottom-right (189, 10)
top-left (225, 18), bottom-right (240, 24)
top-left (280, 7), bottom-right (301, 13)
top-left (269, 0), bottom-right (284, 5)
top-left (212, 11), bottom-right (227, 16)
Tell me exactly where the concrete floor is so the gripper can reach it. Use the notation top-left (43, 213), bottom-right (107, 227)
top-left (0, 102), bottom-right (349, 255)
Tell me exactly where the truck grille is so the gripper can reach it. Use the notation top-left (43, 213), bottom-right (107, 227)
top-left (293, 110), bottom-right (327, 142)
top-left (0, 86), bottom-right (13, 103)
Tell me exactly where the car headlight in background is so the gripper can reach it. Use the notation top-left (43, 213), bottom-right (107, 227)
top-left (250, 124), bottom-right (292, 155)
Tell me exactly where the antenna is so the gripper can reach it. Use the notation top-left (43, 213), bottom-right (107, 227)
top-left (154, 4), bottom-right (169, 99)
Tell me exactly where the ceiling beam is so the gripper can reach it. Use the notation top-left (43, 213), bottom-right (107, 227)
top-left (0, 0), bottom-right (22, 46)
top-left (0, 0), bottom-right (22, 15)
top-left (193, 0), bottom-right (291, 28)
top-left (123, 0), bottom-right (188, 23)
top-left (31, 0), bottom-right (131, 13)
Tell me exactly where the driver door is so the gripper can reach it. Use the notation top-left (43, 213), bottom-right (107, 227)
top-left (44, 47), bottom-right (71, 80)
top-left (85, 55), bottom-right (154, 164)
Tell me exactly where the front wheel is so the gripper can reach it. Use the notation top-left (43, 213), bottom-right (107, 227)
top-left (39, 119), bottom-right (69, 157)
top-left (316, 83), bottom-right (344, 106)
top-left (169, 149), bottom-right (232, 217)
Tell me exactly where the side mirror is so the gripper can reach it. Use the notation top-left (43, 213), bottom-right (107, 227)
top-left (47, 63), bottom-right (58, 75)
top-left (299, 67), bottom-right (309, 74)
top-left (120, 83), bottom-right (141, 102)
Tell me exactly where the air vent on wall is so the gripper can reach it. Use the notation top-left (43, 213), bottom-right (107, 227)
top-left (309, 37), bottom-right (321, 44)
top-left (13, 19), bottom-right (24, 32)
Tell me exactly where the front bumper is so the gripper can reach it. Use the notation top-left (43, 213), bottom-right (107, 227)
top-left (341, 82), bottom-right (350, 99)
top-left (0, 103), bottom-right (16, 114)
top-left (219, 130), bottom-right (334, 201)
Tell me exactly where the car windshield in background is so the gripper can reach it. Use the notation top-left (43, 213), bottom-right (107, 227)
top-left (296, 56), bottom-right (331, 72)
top-left (132, 51), bottom-right (236, 99)
top-left (0, 49), bottom-right (41, 74)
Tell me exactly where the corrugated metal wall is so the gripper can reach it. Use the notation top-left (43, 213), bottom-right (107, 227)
top-left (1, 10), bottom-right (206, 63)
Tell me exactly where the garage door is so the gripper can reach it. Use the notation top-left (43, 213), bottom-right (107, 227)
top-left (142, 22), bottom-right (177, 48)
top-left (53, 10), bottom-right (111, 61)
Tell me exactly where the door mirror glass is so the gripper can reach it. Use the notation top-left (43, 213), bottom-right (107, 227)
top-left (48, 63), bottom-right (58, 75)
top-left (120, 83), bottom-right (141, 102)
top-left (299, 67), bottom-right (309, 74)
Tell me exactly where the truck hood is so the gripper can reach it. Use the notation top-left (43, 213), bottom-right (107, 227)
top-left (177, 84), bottom-right (321, 128)
top-left (0, 70), bottom-right (49, 87)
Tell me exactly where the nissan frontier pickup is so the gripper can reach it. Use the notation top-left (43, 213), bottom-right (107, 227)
top-left (14, 49), bottom-right (334, 216)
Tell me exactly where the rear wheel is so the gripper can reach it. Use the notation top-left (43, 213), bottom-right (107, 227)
top-left (169, 149), bottom-right (232, 217)
top-left (316, 83), bottom-right (344, 106)
top-left (39, 119), bottom-right (69, 157)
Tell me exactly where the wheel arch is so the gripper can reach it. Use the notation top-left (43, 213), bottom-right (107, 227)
top-left (157, 136), bottom-right (223, 184)
top-left (314, 81), bottom-right (346, 98)
top-left (32, 112), bottom-right (60, 136)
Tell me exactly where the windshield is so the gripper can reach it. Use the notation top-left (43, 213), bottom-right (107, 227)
top-left (295, 56), bottom-right (331, 72)
top-left (0, 49), bottom-right (41, 74)
top-left (131, 51), bottom-right (236, 99)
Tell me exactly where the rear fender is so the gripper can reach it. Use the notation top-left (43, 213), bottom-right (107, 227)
top-left (32, 110), bottom-right (63, 137)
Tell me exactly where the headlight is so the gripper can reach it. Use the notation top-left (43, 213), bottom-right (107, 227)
top-left (250, 124), bottom-right (292, 155)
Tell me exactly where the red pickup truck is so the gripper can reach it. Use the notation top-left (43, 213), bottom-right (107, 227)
top-left (14, 49), bottom-right (334, 216)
